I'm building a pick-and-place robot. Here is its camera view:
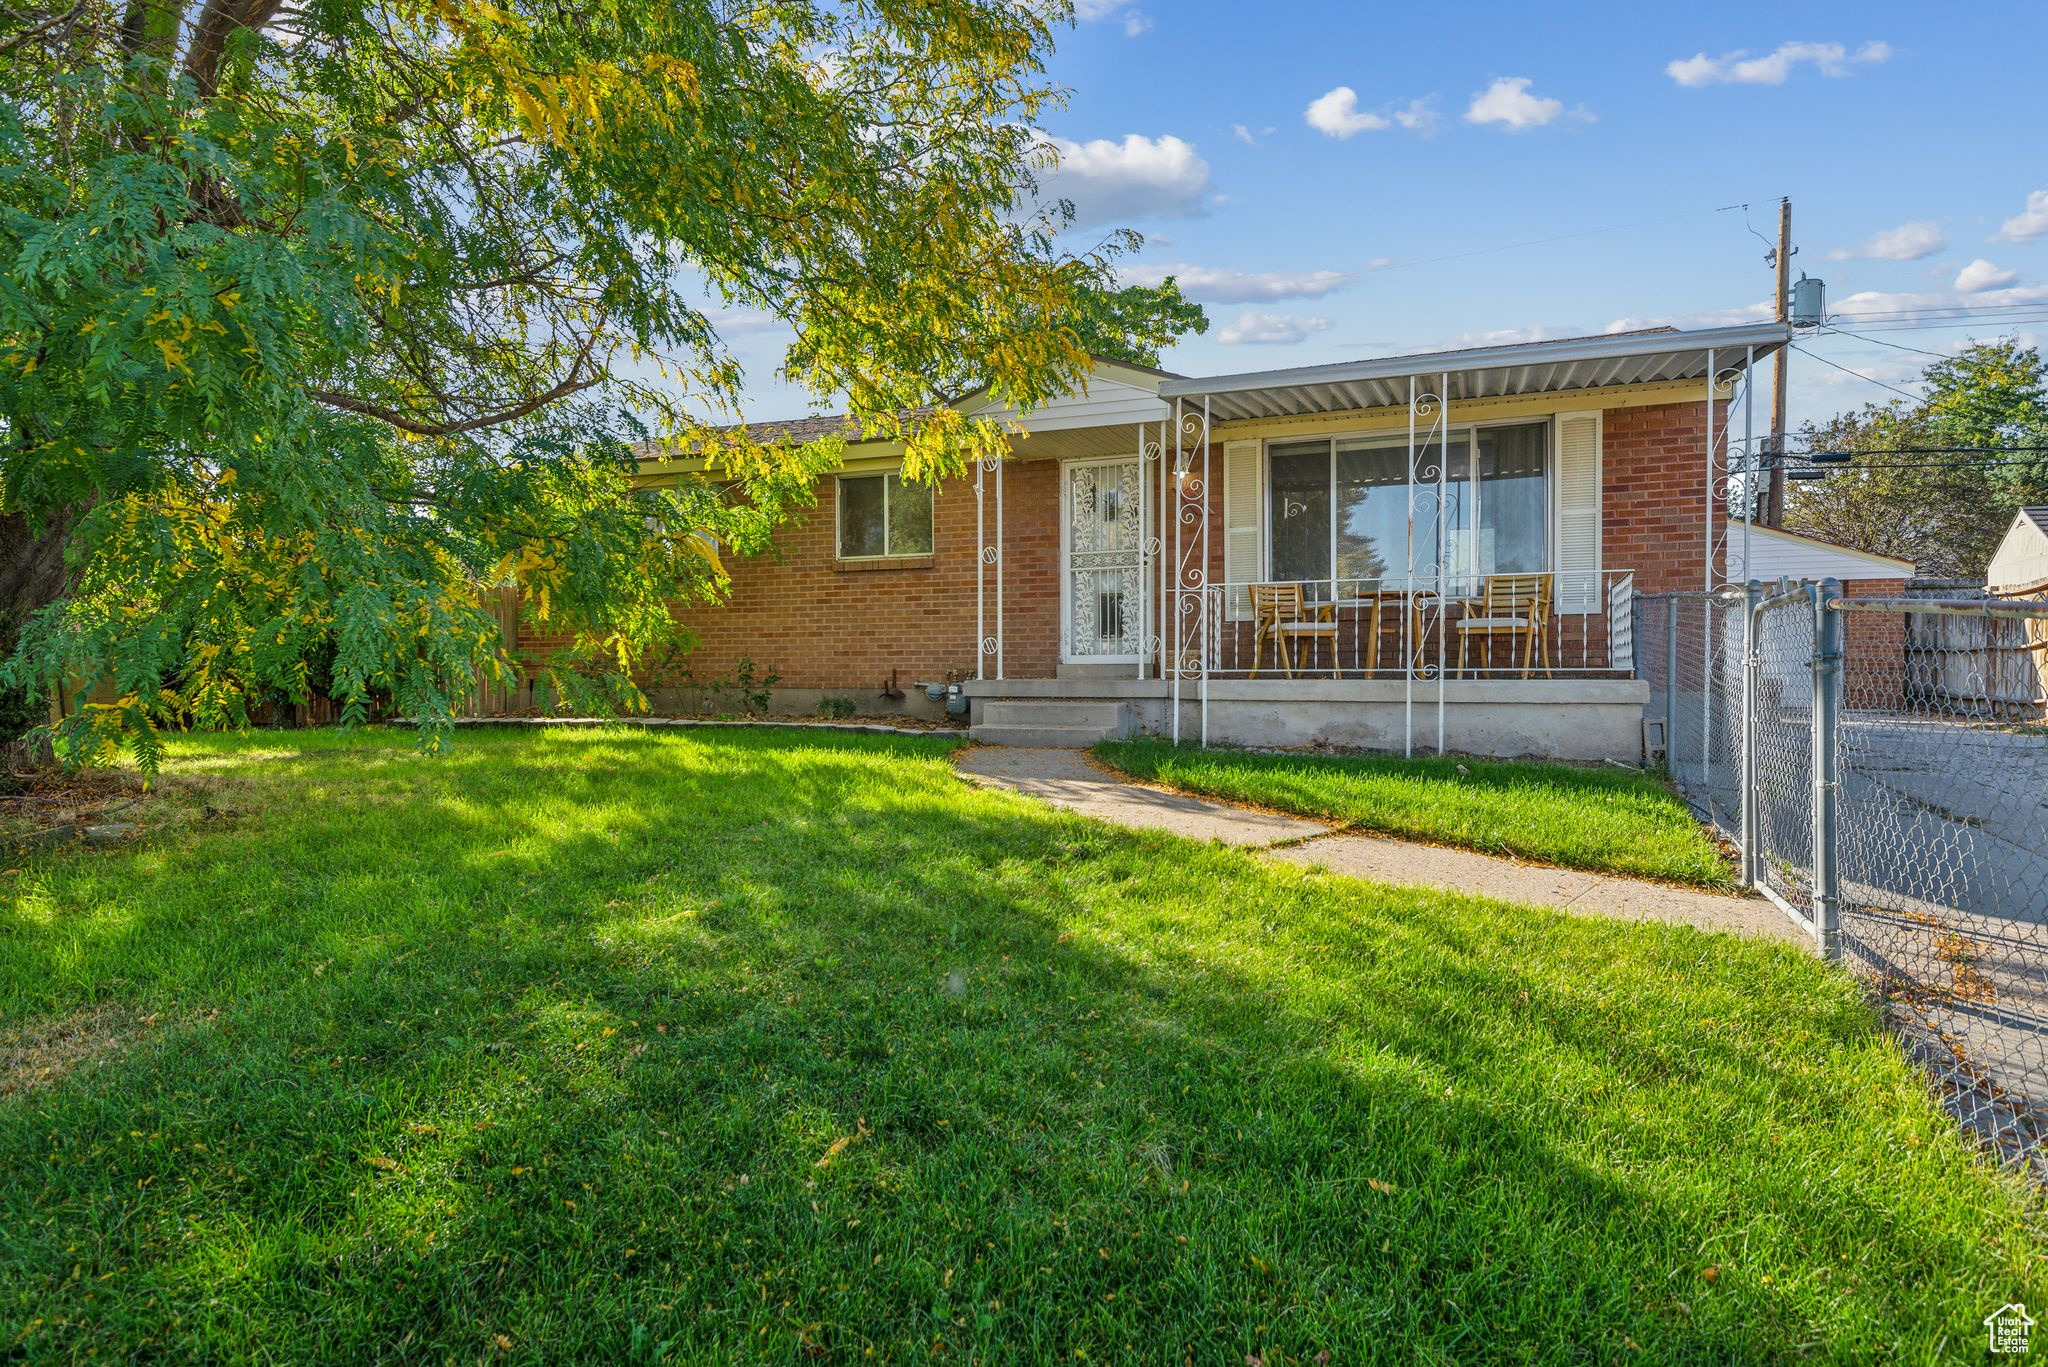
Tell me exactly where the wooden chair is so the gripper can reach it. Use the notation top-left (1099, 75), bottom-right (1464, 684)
top-left (1338, 590), bottom-right (1389, 676)
top-left (1249, 583), bottom-right (1337, 679)
top-left (1454, 573), bottom-right (1553, 678)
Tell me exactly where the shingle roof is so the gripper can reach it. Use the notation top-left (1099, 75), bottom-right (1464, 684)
top-left (633, 407), bottom-right (937, 460)
top-left (633, 354), bottom-right (1183, 460)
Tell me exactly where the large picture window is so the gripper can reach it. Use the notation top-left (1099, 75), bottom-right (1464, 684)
top-left (1267, 421), bottom-right (1548, 586)
top-left (837, 473), bottom-right (935, 559)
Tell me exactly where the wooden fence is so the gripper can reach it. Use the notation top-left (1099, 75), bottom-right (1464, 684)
top-left (1902, 579), bottom-right (2048, 718)
top-left (465, 586), bottom-right (527, 717)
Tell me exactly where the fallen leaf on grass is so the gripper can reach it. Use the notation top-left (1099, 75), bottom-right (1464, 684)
top-left (813, 1118), bottom-right (870, 1169)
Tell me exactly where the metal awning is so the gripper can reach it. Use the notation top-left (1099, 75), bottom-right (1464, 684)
top-left (1156, 322), bottom-right (1792, 422)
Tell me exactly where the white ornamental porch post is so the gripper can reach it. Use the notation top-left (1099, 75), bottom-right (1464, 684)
top-left (1435, 369), bottom-right (1448, 756)
top-left (975, 455), bottom-right (986, 681)
top-left (995, 449), bottom-right (1005, 679)
top-left (1171, 398), bottom-right (1182, 744)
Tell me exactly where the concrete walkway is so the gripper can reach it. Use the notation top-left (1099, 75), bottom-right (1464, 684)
top-left (954, 747), bottom-right (1807, 946)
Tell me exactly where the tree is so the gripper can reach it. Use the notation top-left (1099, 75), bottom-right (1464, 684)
top-left (1783, 339), bottom-right (2048, 578)
top-left (0, 0), bottom-right (1201, 764)
top-left (1063, 276), bottom-right (1208, 369)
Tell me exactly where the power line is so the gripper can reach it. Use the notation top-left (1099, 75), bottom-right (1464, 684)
top-left (1788, 446), bottom-right (2048, 457)
top-left (1829, 300), bottom-right (2048, 322)
top-left (1790, 344), bottom-right (1925, 403)
top-left (1815, 326), bottom-right (1963, 362)
top-left (1825, 322), bottom-right (2048, 339)
top-left (1786, 457), bottom-right (2045, 471)
top-left (1836, 313), bottom-right (2045, 327)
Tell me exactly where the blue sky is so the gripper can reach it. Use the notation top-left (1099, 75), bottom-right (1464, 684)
top-left (730, 0), bottom-right (2048, 432)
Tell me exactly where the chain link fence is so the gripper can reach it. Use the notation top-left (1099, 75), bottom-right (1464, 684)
top-left (1641, 581), bottom-right (2048, 1176)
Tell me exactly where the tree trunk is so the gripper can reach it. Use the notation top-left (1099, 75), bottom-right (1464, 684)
top-left (0, 509), bottom-right (76, 743)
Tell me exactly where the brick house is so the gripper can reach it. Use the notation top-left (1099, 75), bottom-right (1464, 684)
top-left (548, 322), bottom-right (1820, 761)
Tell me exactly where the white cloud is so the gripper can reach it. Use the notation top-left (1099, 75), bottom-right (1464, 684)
top-left (708, 308), bottom-right (790, 338)
top-left (1390, 99), bottom-right (1437, 132)
top-left (1231, 123), bottom-right (1276, 147)
top-left (1996, 190), bottom-right (2048, 243)
top-left (1666, 40), bottom-right (1891, 87)
top-left (1603, 301), bottom-right (1777, 332)
top-left (1304, 88), bottom-right (1437, 139)
top-left (1305, 87), bottom-right (1386, 138)
top-left (1439, 324), bottom-right (1584, 350)
top-left (1030, 133), bottom-right (1212, 227)
top-left (1463, 77), bottom-right (1582, 131)
top-left (1121, 262), bottom-right (1352, 303)
top-left (1955, 259), bottom-right (2019, 293)
top-left (1074, 0), bottom-right (1149, 36)
top-left (1218, 311), bottom-right (1333, 345)
top-left (1830, 283), bottom-right (2048, 323)
top-left (1826, 221), bottom-right (1946, 262)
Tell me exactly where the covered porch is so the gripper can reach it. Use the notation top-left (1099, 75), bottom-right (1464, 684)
top-left (969, 322), bottom-right (1790, 759)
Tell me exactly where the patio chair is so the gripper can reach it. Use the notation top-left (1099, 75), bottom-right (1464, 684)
top-left (1454, 573), bottom-right (1553, 678)
top-left (1248, 582), bottom-right (1338, 679)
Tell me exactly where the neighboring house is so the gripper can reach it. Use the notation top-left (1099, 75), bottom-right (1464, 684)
top-left (1986, 507), bottom-right (2048, 712)
top-left (1725, 522), bottom-right (1913, 597)
top-left (1988, 507), bottom-right (2048, 597)
top-left (1725, 524), bottom-right (1917, 714)
top-left (541, 322), bottom-right (1798, 762)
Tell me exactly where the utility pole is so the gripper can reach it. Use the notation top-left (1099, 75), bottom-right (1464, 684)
top-left (1765, 196), bottom-right (1792, 526)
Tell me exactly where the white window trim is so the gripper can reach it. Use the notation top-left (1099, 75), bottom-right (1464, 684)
top-left (834, 471), bottom-right (934, 561)
top-left (1263, 418), bottom-right (1551, 584)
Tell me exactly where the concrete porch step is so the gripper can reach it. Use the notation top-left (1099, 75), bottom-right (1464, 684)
top-left (979, 699), bottom-right (1125, 730)
top-left (970, 699), bottom-right (1130, 748)
top-left (969, 723), bottom-right (1116, 748)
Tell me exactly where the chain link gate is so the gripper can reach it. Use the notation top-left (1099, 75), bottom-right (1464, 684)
top-left (1640, 580), bottom-right (2048, 1175)
top-left (1746, 586), bottom-right (1823, 938)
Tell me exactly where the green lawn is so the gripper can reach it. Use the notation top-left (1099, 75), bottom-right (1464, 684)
top-left (1096, 739), bottom-right (1735, 889)
top-left (0, 727), bottom-right (2037, 1362)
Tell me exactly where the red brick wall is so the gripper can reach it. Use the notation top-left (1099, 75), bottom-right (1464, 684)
top-left (515, 397), bottom-right (1734, 694)
top-left (1601, 400), bottom-right (1724, 596)
top-left (1840, 575), bottom-right (1910, 710)
top-left (522, 460), bottom-right (1063, 693)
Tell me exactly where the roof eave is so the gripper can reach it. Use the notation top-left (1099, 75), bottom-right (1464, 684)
top-left (1157, 322), bottom-right (1794, 399)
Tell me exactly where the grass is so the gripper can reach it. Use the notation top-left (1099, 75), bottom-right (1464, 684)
top-left (0, 726), bottom-right (2038, 1363)
top-left (1096, 739), bottom-right (1736, 889)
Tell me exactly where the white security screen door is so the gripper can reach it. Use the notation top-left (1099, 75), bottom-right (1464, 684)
top-left (1063, 458), bottom-right (1143, 660)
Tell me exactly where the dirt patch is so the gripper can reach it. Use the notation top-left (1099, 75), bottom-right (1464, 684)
top-left (0, 767), bottom-right (149, 852)
top-left (0, 1003), bottom-right (147, 1098)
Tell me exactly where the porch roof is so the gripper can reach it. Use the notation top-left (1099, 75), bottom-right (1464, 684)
top-left (1156, 322), bottom-right (1792, 423)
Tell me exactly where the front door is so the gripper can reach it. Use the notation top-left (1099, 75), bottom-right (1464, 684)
top-left (1063, 457), bottom-right (1143, 661)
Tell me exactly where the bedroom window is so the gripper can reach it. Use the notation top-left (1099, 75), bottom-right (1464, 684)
top-left (837, 473), bottom-right (935, 559)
